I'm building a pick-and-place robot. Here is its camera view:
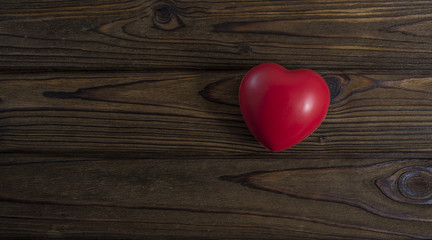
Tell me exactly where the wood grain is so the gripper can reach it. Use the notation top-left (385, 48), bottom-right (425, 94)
top-left (0, 154), bottom-right (431, 239)
top-left (0, 0), bottom-right (432, 72)
top-left (222, 160), bottom-right (432, 222)
top-left (3, 71), bottom-right (432, 155)
top-left (376, 165), bottom-right (432, 205)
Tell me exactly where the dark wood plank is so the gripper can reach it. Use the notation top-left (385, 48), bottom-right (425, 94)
top-left (0, 0), bottom-right (432, 72)
top-left (2, 71), bottom-right (432, 156)
top-left (0, 154), bottom-right (431, 239)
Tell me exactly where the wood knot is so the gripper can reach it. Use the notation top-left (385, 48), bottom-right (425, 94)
top-left (323, 75), bottom-right (349, 103)
top-left (152, 1), bottom-right (184, 31)
top-left (399, 169), bottom-right (432, 200)
top-left (199, 76), bottom-right (241, 106)
top-left (319, 136), bottom-right (329, 144)
top-left (376, 166), bottom-right (432, 205)
top-left (237, 44), bottom-right (253, 55)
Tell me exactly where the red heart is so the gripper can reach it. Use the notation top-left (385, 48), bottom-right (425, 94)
top-left (239, 63), bottom-right (330, 152)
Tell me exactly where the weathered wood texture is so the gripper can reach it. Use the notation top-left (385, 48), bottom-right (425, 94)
top-left (2, 71), bottom-right (432, 238)
top-left (0, 0), bottom-right (432, 72)
top-left (3, 72), bottom-right (432, 155)
top-left (2, 0), bottom-right (432, 239)
top-left (0, 154), bottom-right (432, 239)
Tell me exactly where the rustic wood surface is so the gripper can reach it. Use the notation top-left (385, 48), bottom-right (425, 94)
top-left (1, 0), bottom-right (432, 239)
top-left (0, 0), bottom-right (432, 73)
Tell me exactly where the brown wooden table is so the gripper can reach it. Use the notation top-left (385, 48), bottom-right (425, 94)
top-left (1, 0), bottom-right (432, 239)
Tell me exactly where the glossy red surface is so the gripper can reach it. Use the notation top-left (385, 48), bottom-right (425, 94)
top-left (239, 63), bottom-right (330, 152)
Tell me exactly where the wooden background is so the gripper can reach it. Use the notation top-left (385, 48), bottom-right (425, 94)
top-left (1, 0), bottom-right (432, 239)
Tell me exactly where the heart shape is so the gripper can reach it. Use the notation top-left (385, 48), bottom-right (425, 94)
top-left (239, 63), bottom-right (330, 152)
